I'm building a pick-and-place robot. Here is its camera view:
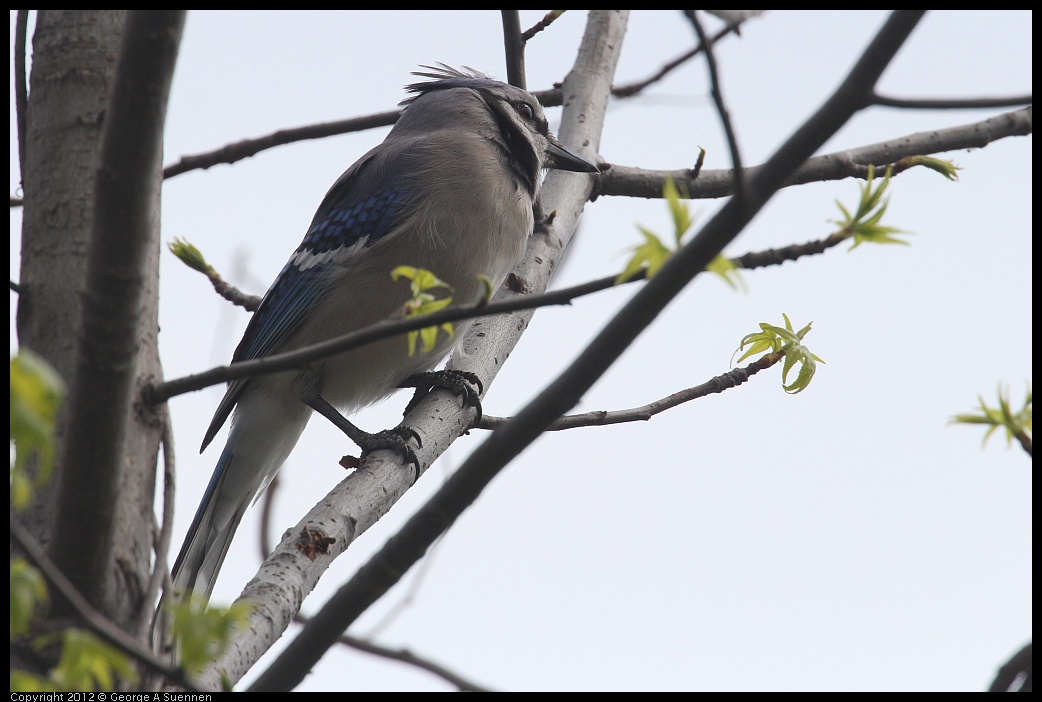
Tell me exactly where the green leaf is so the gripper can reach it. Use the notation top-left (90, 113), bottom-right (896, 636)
top-left (167, 237), bottom-right (210, 273)
top-left (663, 176), bottom-right (693, 245)
top-left (476, 274), bottom-right (495, 303)
top-left (897, 155), bottom-right (961, 181)
top-left (168, 594), bottom-right (251, 675)
top-left (391, 266), bottom-right (456, 356)
top-left (830, 165), bottom-right (912, 249)
top-left (624, 174), bottom-right (740, 290)
top-left (9, 670), bottom-right (56, 692)
top-left (705, 254), bottom-right (747, 292)
top-left (10, 558), bottom-right (49, 639)
top-left (10, 351), bottom-right (65, 509)
top-left (950, 383), bottom-right (1032, 449)
top-left (29, 629), bottom-right (138, 692)
top-left (734, 314), bottom-right (824, 393)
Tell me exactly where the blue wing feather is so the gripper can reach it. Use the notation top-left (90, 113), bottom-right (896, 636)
top-left (200, 163), bottom-right (410, 451)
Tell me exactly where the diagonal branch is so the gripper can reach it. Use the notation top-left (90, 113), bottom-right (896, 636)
top-left (11, 516), bottom-right (204, 693)
top-left (161, 110), bottom-right (400, 179)
top-left (479, 350), bottom-right (781, 431)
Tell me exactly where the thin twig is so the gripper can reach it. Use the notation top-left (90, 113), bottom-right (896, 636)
top-left (730, 231), bottom-right (848, 270)
top-left (10, 517), bottom-right (205, 693)
top-left (479, 350), bottom-right (781, 431)
top-left (148, 268), bottom-right (635, 404)
top-left (521, 10), bottom-right (565, 42)
top-left (871, 92), bottom-right (1032, 109)
top-left (684, 10), bottom-right (745, 202)
top-left (162, 110), bottom-right (399, 179)
top-left (137, 404), bottom-right (176, 641)
top-left (160, 38), bottom-right (744, 182)
top-left (335, 632), bottom-right (490, 692)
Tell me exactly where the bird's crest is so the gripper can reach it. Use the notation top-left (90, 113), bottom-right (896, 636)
top-left (400, 63), bottom-right (500, 106)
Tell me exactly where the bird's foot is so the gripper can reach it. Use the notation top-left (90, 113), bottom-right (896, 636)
top-left (354, 425), bottom-right (423, 481)
top-left (306, 394), bottom-right (422, 480)
top-left (400, 370), bottom-right (484, 422)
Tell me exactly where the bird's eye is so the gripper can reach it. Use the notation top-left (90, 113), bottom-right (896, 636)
top-left (516, 102), bottom-right (535, 120)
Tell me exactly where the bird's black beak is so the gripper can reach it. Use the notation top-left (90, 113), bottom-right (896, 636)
top-left (546, 137), bottom-right (599, 173)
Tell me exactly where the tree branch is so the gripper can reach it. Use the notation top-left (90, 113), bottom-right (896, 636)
top-left (520, 10), bottom-right (565, 42)
top-left (148, 268), bottom-right (630, 403)
top-left (500, 10), bottom-right (526, 89)
top-left (684, 10), bottom-right (745, 202)
top-left (594, 107), bottom-right (1032, 200)
top-left (157, 35), bottom-right (746, 182)
top-left (611, 19), bottom-right (748, 99)
top-left (335, 633), bottom-right (491, 692)
top-left (479, 350), bottom-right (781, 430)
top-left (51, 10), bottom-right (184, 610)
top-left (161, 110), bottom-right (400, 179)
top-left (137, 405), bottom-right (176, 641)
top-left (989, 642), bottom-right (1032, 692)
top-left (871, 92), bottom-right (1032, 109)
top-left (11, 517), bottom-right (204, 693)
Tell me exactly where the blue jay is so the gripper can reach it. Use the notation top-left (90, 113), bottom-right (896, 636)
top-left (170, 65), bottom-right (598, 602)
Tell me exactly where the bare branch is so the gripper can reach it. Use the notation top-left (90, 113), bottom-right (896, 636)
top-left (256, 473), bottom-right (485, 692)
top-left (334, 633), bottom-right (491, 692)
top-left (480, 351), bottom-right (781, 431)
top-left (521, 10), bottom-right (565, 42)
top-left (11, 517), bottom-right (205, 693)
top-left (684, 10), bottom-right (745, 202)
top-left (137, 405), bottom-right (176, 641)
top-left (161, 110), bottom-right (399, 180)
top-left (159, 34), bottom-right (749, 183)
top-left (989, 642), bottom-right (1033, 692)
top-left (595, 107), bottom-right (1033, 200)
top-left (500, 10), bottom-right (526, 89)
top-left (872, 92), bottom-right (1032, 109)
top-left (148, 268), bottom-right (627, 403)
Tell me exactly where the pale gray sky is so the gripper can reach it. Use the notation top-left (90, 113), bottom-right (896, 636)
top-left (11, 10), bottom-right (1032, 692)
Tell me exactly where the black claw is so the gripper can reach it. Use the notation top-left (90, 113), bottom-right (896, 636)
top-left (356, 426), bottom-right (422, 482)
top-left (304, 393), bottom-right (422, 481)
top-left (400, 370), bottom-right (484, 422)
